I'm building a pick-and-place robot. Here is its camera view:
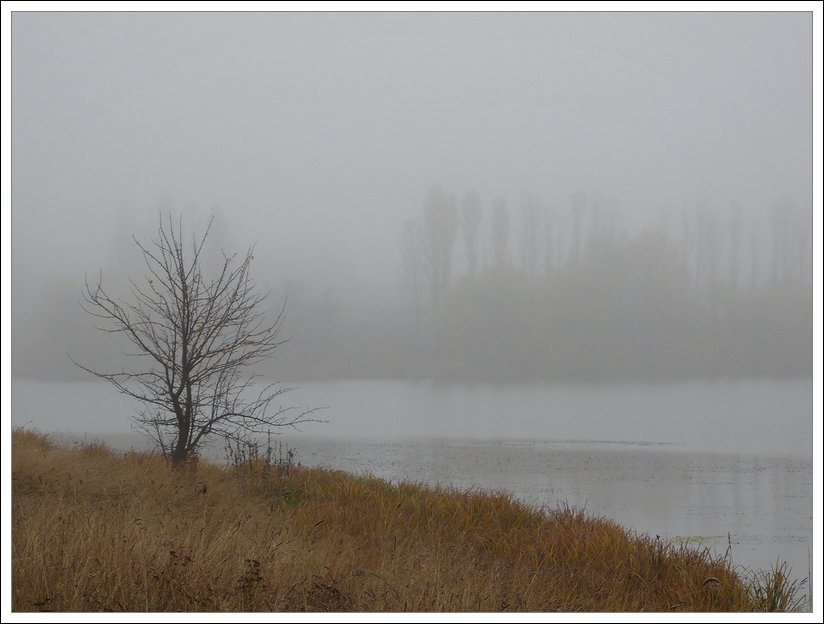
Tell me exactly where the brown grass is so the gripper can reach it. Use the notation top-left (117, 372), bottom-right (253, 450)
top-left (11, 429), bottom-right (800, 612)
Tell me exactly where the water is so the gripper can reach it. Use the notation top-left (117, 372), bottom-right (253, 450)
top-left (11, 377), bottom-right (813, 584)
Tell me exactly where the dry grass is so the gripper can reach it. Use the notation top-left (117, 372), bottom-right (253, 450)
top-left (11, 429), bottom-right (801, 612)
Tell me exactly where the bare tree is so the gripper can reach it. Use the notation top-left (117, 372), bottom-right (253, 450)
top-left (696, 205), bottom-right (720, 305)
top-left (460, 190), bottom-right (482, 275)
top-left (491, 198), bottom-right (509, 269)
top-left (727, 202), bottom-right (742, 295)
top-left (74, 214), bottom-right (318, 467)
top-left (519, 192), bottom-right (542, 279)
top-left (399, 219), bottom-right (425, 318)
top-left (569, 191), bottom-right (587, 264)
top-left (769, 196), bottom-right (792, 285)
top-left (748, 218), bottom-right (761, 292)
top-left (422, 185), bottom-right (459, 308)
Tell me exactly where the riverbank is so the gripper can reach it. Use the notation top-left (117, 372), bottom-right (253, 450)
top-left (11, 429), bottom-right (804, 612)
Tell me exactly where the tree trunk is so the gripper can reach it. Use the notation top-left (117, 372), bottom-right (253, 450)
top-left (171, 444), bottom-right (188, 468)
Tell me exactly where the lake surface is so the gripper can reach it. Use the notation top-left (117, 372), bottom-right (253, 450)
top-left (11, 377), bottom-right (813, 587)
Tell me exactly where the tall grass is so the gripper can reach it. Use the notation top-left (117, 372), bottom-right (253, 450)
top-left (746, 561), bottom-right (808, 612)
top-left (11, 429), bottom-right (805, 612)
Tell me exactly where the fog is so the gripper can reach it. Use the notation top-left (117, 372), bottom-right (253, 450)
top-left (11, 11), bottom-right (812, 383)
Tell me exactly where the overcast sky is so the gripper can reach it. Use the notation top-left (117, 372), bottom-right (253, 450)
top-left (11, 11), bottom-right (812, 302)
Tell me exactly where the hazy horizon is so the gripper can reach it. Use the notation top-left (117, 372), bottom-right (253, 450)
top-left (11, 11), bottom-right (813, 383)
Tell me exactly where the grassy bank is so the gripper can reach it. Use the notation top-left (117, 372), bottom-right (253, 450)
top-left (11, 429), bottom-right (804, 612)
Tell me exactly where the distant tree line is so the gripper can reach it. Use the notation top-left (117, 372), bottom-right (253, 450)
top-left (12, 189), bottom-right (811, 384)
top-left (394, 185), bottom-right (811, 381)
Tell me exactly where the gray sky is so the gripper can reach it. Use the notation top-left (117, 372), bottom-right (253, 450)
top-left (11, 10), bottom-right (812, 300)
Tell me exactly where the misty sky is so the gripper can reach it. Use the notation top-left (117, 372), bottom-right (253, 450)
top-left (12, 11), bottom-right (811, 304)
